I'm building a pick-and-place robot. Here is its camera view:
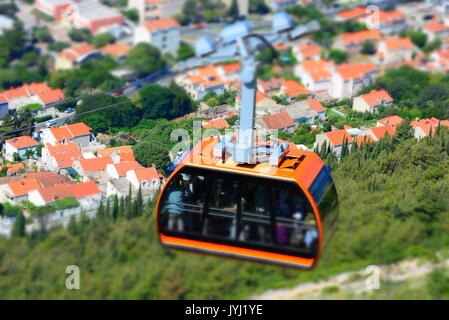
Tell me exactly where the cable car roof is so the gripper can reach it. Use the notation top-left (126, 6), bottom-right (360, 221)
top-left (178, 136), bottom-right (325, 190)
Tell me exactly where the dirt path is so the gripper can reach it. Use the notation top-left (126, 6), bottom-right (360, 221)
top-left (251, 256), bottom-right (449, 300)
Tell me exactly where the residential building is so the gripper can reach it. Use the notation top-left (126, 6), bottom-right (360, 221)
top-left (0, 82), bottom-right (65, 112)
top-left (217, 62), bottom-right (241, 82)
top-left (202, 118), bottom-right (230, 129)
top-left (423, 21), bottom-right (449, 41)
top-left (268, 0), bottom-right (298, 12)
top-left (96, 145), bottom-right (135, 163)
top-left (259, 112), bottom-right (295, 132)
top-left (126, 166), bottom-right (162, 190)
top-left (0, 172), bottom-right (73, 204)
top-left (365, 125), bottom-right (396, 141)
top-left (280, 79), bottom-right (310, 101)
top-left (35, 0), bottom-right (124, 34)
top-left (55, 43), bottom-right (101, 70)
top-left (331, 63), bottom-right (379, 100)
top-left (179, 65), bottom-right (225, 100)
top-left (295, 59), bottom-right (334, 94)
top-left (72, 156), bottom-right (114, 180)
top-left (378, 36), bottom-right (415, 65)
top-left (0, 163), bottom-right (26, 176)
top-left (334, 29), bottom-right (382, 55)
top-left (411, 117), bottom-right (449, 138)
top-left (294, 43), bottom-right (321, 61)
top-left (133, 18), bottom-right (180, 54)
top-left (99, 43), bottom-right (132, 62)
top-left (41, 141), bottom-right (84, 173)
top-left (336, 6), bottom-right (368, 21)
top-left (315, 129), bottom-right (354, 157)
top-left (283, 103), bottom-right (321, 124)
top-left (299, 99), bottom-right (326, 121)
top-left (362, 9), bottom-right (408, 34)
top-left (352, 89), bottom-right (394, 113)
top-left (40, 122), bottom-right (93, 148)
top-left (28, 181), bottom-right (101, 206)
top-left (3, 136), bottom-right (40, 161)
top-left (258, 77), bottom-right (284, 96)
top-left (128, 0), bottom-right (186, 22)
top-left (376, 115), bottom-right (404, 129)
top-left (34, 0), bottom-right (73, 20)
top-left (106, 161), bottom-right (143, 179)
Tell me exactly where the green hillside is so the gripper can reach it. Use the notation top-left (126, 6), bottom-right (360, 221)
top-left (1, 128), bottom-right (449, 299)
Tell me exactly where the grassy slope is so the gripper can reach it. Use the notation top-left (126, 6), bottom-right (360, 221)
top-left (0, 132), bottom-right (449, 299)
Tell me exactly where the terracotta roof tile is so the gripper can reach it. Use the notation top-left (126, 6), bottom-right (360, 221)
top-left (300, 99), bottom-right (325, 112)
top-left (202, 118), bottom-right (229, 129)
top-left (359, 89), bottom-right (393, 107)
top-left (144, 18), bottom-right (180, 32)
top-left (99, 43), bottom-right (132, 57)
top-left (5, 136), bottom-right (39, 150)
top-left (282, 80), bottom-right (310, 98)
top-left (336, 63), bottom-right (378, 80)
top-left (77, 156), bottom-right (113, 173)
top-left (385, 36), bottom-right (413, 51)
top-left (340, 29), bottom-right (382, 46)
top-left (324, 129), bottom-right (354, 146)
top-left (132, 166), bottom-right (161, 183)
top-left (71, 181), bottom-right (100, 198)
top-left (424, 22), bottom-right (449, 33)
top-left (262, 112), bottom-right (295, 130)
top-left (298, 43), bottom-right (320, 58)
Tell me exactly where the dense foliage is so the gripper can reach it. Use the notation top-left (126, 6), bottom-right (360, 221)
top-left (1, 129), bottom-right (449, 299)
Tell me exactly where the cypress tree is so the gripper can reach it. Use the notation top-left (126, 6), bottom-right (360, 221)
top-left (112, 195), bottom-right (119, 220)
top-left (136, 186), bottom-right (143, 214)
top-left (97, 200), bottom-right (105, 218)
top-left (105, 199), bottom-right (111, 218)
top-left (67, 215), bottom-right (79, 236)
top-left (12, 212), bottom-right (26, 237)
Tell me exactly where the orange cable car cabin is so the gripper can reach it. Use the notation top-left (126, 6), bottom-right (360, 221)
top-left (156, 138), bottom-right (338, 270)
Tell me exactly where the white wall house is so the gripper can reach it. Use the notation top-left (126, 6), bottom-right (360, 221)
top-left (126, 167), bottom-right (162, 190)
top-left (331, 63), bottom-right (379, 100)
top-left (3, 136), bottom-right (40, 161)
top-left (133, 18), bottom-right (180, 54)
top-left (352, 89), bottom-right (394, 113)
top-left (40, 122), bottom-right (93, 148)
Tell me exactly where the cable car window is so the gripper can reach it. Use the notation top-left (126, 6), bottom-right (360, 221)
top-left (160, 172), bottom-right (207, 234)
top-left (272, 183), bottom-right (318, 255)
top-left (204, 177), bottom-right (239, 240)
top-left (159, 166), bottom-right (320, 259)
top-left (239, 181), bottom-right (273, 245)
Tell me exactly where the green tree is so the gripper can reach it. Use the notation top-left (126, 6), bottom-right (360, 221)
top-left (12, 212), bottom-right (25, 237)
top-left (68, 28), bottom-right (92, 42)
top-left (249, 0), bottom-right (270, 14)
top-left (176, 41), bottom-right (195, 61)
top-left (133, 141), bottom-right (171, 174)
top-left (228, 0), bottom-right (239, 19)
top-left (328, 49), bottom-right (348, 64)
top-left (121, 8), bottom-right (139, 23)
top-left (76, 94), bottom-right (141, 131)
top-left (361, 39), bottom-right (376, 55)
top-left (126, 43), bottom-right (166, 77)
top-left (92, 33), bottom-right (116, 48)
top-left (427, 268), bottom-right (449, 299)
top-left (139, 84), bottom-right (195, 120)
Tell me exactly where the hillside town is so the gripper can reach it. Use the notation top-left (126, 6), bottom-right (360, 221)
top-left (1, 0), bottom-right (449, 237)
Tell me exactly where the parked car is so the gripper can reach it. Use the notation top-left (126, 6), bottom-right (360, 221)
top-left (112, 89), bottom-right (123, 96)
